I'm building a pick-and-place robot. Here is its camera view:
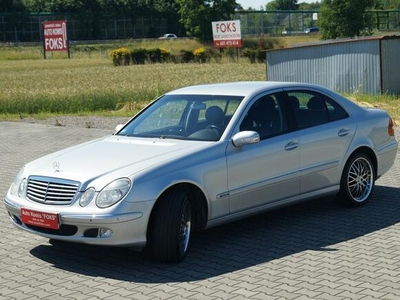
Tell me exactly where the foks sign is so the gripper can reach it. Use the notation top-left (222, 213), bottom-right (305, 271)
top-left (212, 20), bottom-right (242, 48)
top-left (42, 20), bottom-right (69, 58)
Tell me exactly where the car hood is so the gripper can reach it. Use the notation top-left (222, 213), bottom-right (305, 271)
top-left (23, 135), bottom-right (211, 189)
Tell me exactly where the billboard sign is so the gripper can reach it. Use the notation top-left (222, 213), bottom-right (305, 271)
top-left (42, 20), bottom-right (69, 55)
top-left (212, 20), bottom-right (242, 48)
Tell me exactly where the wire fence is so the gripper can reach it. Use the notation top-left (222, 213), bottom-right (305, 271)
top-left (1, 10), bottom-right (399, 43)
top-left (235, 10), bottom-right (400, 35)
top-left (0, 12), bottom-right (183, 43)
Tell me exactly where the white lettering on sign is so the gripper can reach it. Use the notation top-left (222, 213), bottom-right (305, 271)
top-left (52, 28), bottom-right (64, 35)
top-left (43, 20), bottom-right (68, 52)
top-left (21, 209), bottom-right (30, 216)
top-left (43, 213), bottom-right (57, 220)
top-left (21, 208), bottom-right (59, 229)
top-left (45, 38), bottom-right (67, 50)
top-left (21, 209), bottom-right (56, 220)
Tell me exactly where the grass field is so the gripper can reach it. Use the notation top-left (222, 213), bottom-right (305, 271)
top-left (0, 58), bottom-right (267, 118)
top-left (0, 37), bottom-right (399, 123)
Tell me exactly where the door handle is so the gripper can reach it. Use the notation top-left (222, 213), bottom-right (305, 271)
top-left (284, 141), bottom-right (299, 151)
top-left (338, 128), bottom-right (350, 137)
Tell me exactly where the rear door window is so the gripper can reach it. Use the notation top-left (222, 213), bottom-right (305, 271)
top-left (287, 91), bottom-right (349, 129)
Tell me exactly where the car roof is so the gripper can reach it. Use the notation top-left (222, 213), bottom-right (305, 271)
top-left (166, 81), bottom-right (320, 97)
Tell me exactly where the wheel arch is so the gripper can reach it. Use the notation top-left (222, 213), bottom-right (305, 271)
top-left (147, 183), bottom-right (209, 238)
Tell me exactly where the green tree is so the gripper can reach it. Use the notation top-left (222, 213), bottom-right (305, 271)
top-left (299, 1), bottom-right (320, 10)
top-left (153, 0), bottom-right (183, 35)
top-left (375, 0), bottom-right (400, 9)
top-left (23, 0), bottom-right (101, 12)
top-left (319, 0), bottom-right (374, 39)
top-left (176, 0), bottom-right (236, 41)
top-left (1, 0), bottom-right (25, 12)
top-left (153, 0), bottom-right (179, 12)
top-left (98, 0), bottom-right (139, 12)
top-left (266, 0), bottom-right (299, 10)
top-left (23, 0), bottom-right (47, 12)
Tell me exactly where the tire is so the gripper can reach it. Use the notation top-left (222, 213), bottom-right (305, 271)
top-left (337, 153), bottom-right (375, 207)
top-left (150, 189), bottom-right (192, 263)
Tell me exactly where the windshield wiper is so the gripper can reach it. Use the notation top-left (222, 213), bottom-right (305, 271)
top-left (159, 135), bottom-right (186, 140)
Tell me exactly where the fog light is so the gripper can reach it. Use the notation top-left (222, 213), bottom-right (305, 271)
top-left (98, 228), bottom-right (113, 238)
top-left (9, 213), bottom-right (22, 225)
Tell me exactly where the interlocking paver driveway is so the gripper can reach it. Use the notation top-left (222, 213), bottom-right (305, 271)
top-left (1, 121), bottom-right (400, 300)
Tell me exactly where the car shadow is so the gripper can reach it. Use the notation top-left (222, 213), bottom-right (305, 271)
top-left (30, 184), bottom-right (400, 283)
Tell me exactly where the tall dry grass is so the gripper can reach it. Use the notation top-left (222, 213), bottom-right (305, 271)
top-left (0, 58), bottom-right (267, 117)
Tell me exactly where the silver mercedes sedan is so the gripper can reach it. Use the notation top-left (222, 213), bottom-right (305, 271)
top-left (4, 81), bottom-right (398, 263)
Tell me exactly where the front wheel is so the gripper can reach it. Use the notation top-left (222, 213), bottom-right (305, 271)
top-left (337, 153), bottom-right (375, 206)
top-left (149, 188), bottom-right (192, 263)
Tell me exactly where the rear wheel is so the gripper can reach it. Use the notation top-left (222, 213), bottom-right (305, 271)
top-left (337, 153), bottom-right (375, 206)
top-left (150, 189), bottom-right (192, 263)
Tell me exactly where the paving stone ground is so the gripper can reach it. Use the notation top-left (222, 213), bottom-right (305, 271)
top-left (1, 121), bottom-right (400, 300)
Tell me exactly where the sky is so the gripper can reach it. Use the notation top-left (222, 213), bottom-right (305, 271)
top-left (237, 0), bottom-right (318, 10)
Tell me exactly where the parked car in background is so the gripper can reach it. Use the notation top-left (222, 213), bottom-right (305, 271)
top-left (304, 27), bottom-right (320, 34)
top-left (159, 33), bottom-right (178, 39)
top-left (4, 81), bottom-right (397, 263)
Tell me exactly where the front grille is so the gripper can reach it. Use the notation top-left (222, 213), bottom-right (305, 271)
top-left (27, 176), bottom-right (80, 205)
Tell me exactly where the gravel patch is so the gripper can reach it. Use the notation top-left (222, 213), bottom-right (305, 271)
top-left (17, 115), bottom-right (131, 130)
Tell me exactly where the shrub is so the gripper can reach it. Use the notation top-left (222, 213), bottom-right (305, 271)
top-left (255, 49), bottom-right (267, 63)
top-left (131, 48), bottom-right (147, 64)
top-left (258, 36), bottom-right (285, 50)
top-left (224, 47), bottom-right (237, 61)
top-left (159, 47), bottom-right (171, 62)
top-left (193, 47), bottom-right (209, 63)
top-left (109, 47), bottom-right (131, 66)
top-left (206, 48), bottom-right (222, 63)
top-left (241, 36), bottom-right (284, 63)
top-left (242, 39), bottom-right (259, 49)
top-left (147, 48), bottom-right (162, 63)
top-left (242, 48), bottom-right (257, 63)
top-left (179, 49), bottom-right (194, 63)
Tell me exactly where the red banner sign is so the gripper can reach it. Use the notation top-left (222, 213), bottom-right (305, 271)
top-left (43, 20), bottom-right (68, 52)
top-left (21, 208), bottom-right (59, 230)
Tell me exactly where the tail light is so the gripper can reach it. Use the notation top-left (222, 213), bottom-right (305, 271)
top-left (388, 117), bottom-right (395, 137)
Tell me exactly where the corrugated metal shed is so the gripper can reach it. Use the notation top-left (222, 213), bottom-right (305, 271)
top-left (266, 36), bottom-right (400, 95)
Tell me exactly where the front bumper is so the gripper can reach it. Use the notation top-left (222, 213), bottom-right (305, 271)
top-left (4, 197), bottom-right (150, 249)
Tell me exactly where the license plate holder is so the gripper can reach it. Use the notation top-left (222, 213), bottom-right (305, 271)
top-left (21, 208), bottom-right (59, 230)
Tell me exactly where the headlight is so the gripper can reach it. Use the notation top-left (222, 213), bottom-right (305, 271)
top-left (9, 167), bottom-right (26, 197)
top-left (79, 188), bottom-right (96, 207)
top-left (96, 178), bottom-right (131, 208)
top-left (18, 178), bottom-right (26, 197)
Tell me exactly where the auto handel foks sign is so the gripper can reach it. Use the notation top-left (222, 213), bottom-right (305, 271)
top-left (212, 20), bottom-right (242, 48)
top-left (42, 20), bottom-right (70, 58)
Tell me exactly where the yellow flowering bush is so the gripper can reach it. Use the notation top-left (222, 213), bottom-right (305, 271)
top-left (193, 47), bottom-right (208, 63)
top-left (159, 47), bottom-right (171, 62)
top-left (109, 47), bottom-right (131, 66)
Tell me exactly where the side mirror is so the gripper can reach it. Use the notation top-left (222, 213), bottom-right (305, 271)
top-left (115, 124), bottom-right (124, 133)
top-left (232, 131), bottom-right (260, 147)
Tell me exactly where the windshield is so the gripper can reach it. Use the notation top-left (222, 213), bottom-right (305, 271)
top-left (118, 94), bottom-right (243, 141)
